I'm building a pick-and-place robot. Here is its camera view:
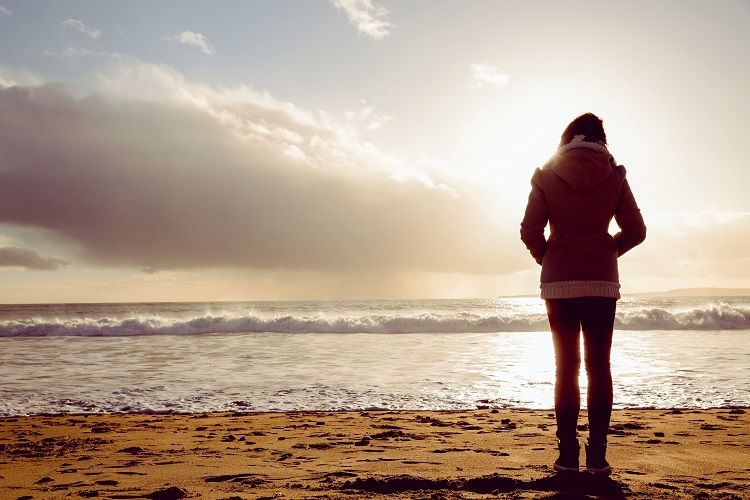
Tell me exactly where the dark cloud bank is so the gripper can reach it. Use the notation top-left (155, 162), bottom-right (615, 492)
top-left (0, 84), bottom-right (519, 275)
top-left (0, 246), bottom-right (66, 270)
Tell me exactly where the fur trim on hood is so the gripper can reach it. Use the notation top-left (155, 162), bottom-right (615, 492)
top-left (544, 139), bottom-right (616, 193)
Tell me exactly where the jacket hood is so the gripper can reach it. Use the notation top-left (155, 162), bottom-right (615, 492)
top-left (545, 140), bottom-right (615, 193)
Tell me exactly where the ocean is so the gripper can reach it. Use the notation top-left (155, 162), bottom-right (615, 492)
top-left (1, 297), bottom-right (749, 417)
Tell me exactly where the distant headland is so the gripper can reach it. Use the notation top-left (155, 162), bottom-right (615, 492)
top-left (627, 287), bottom-right (750, 297)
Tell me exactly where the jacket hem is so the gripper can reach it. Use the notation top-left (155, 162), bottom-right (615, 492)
top-left (540, 280), bottom-right (621, 300)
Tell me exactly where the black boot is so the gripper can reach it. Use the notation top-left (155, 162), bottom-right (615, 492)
top-left (585, 439), bottom-right (611, 474)
top-left (553, 438), bottom-right (579, 472)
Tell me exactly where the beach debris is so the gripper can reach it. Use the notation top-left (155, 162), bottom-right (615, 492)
top-left (414, 415), bottom-right (451, 427)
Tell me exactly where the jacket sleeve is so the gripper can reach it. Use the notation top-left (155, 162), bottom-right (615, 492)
top-left (520, 168), bottom-right (548, 265)
top-left (613, 167), bottom-right (646, 256)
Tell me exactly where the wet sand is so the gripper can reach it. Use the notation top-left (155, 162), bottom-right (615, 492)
top-left (1, 408), bottom-right (748, 499)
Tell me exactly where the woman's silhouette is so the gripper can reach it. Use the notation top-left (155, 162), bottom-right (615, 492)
top-left (520, 113), bottom-right (646, 474)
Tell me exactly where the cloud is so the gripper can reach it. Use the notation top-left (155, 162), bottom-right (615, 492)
top-left (620, 211), bottom-right (750, 285)
top-left (0, 74), bottom-right (15, 87)
top-left (0, 65), bottom-right (43, 88)
top-left (91, 59), bottom-right (429, 184)
top-left (331, 0), bottom-right (393, 40)
top-left (0, 5), bottom-right (11, 17)
top-left (0, 70), bottom-right (519, 276)
top-left (467, 63), bottom-right (510, 89)
top-left (161, 30), bottom-right (215, 55)
top-left (45, 47), bottom-right (122, 59)
top-left (0, 246), bottom-right (66, 270)
top-left (62, 19), bottom-right (101, 39)
top-left (345, 103), bottom-right (392, 131)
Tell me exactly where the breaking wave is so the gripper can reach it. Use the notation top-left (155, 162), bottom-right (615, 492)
top-left (1, 304), bottom-right (749, 337)
top-left (615, 305), bottom-right (750, 331)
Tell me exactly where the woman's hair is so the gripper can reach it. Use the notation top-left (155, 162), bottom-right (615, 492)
top-left (559, 113), bottom-right (607, 147)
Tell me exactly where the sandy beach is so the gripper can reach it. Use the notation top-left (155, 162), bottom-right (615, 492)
top-left (1, 408), bottom-right (748, 499)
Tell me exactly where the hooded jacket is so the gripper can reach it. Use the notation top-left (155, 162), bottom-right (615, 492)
top-left (520, 140), bottom-right (646, 299)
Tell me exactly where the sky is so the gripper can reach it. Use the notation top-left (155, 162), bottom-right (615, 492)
top-left (0, 0), bottom-right (749, 303)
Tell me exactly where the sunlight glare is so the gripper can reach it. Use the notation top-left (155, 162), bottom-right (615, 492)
top-left (458, 82), bottom-right (599, 212)
top-left (455, 78), bottom-right (647, 227)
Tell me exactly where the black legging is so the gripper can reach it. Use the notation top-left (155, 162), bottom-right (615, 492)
top-left (545, 297), bottom-right (616, 445)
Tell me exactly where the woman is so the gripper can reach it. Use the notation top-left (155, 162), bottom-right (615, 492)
top-left (520, 113), bottom-right (646, 474)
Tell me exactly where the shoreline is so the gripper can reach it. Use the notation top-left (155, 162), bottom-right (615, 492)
top-left (2, 408), bottom-right (748, 499)
top-left (3, 404), bottom-right (750, 419)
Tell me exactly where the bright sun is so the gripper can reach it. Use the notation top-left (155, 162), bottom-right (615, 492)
top-left (454, 78), bottom-right (641, 214)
